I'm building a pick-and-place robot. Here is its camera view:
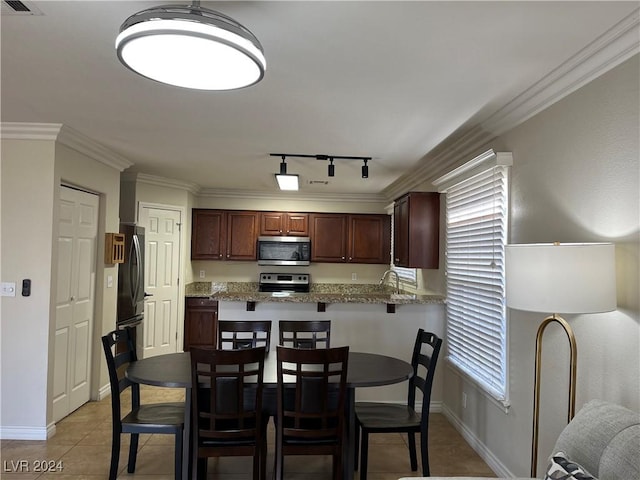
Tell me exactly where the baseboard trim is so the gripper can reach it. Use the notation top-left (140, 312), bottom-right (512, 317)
top-left (0, 424), bottom-right (53, 440)
top-left (441, 403), bottom-right (515, 478)
top-left (97, 383), bottom-right (111, 401)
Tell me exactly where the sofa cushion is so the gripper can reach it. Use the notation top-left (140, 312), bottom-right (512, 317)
top-left (553, 399), bottom-right (639, 480)
top-left (544, 452), bottom-right (596, 479)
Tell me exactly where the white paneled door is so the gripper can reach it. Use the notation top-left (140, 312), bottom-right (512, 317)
top-left (52, 186), bottom-right (98, 422)
top-left (138, 205), bottom-right (182, 358)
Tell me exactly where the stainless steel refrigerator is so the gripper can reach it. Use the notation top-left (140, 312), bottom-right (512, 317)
top-left (117, 224), bottom-right (145, 355)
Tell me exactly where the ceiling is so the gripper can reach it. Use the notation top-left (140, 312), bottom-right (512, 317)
top-left (1, 1), bottom-right (638, 200)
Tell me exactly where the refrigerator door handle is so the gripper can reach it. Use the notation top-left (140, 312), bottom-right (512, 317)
top-left (132, 233), bottom-right (143, 304)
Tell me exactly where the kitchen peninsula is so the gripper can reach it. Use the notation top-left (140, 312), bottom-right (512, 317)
top-left (184, 281), bottom-right (446, 404)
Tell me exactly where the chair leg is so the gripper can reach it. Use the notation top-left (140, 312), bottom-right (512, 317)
top-left (127, 433), bottom-right (139, 473)
top-left (354, 420), bottom-right (360, 470)
top-left (420, 431), bottom-right (430, 476)
top-left (108, 430), bottom-right (121, 480)
top-left (196, 458), bottom-right (207, 480)
top-left (359, 431), bottom-right (369, 480)
top-left (274, 443), bottom-right (283, 480)
top-left (174, 431), bottom-right (183, 480)
top-left (253, 449), bottom-right (260, 480)
top-left (259, 440), bottom-right (267, 480)
top-left (407, 431), bottom-right (418, 471)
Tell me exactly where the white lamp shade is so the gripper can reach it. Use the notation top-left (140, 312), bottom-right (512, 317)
top-left (505, 243), bottom-right (616, 314)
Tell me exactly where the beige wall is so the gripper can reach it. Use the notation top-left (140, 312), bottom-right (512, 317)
top-left (0, 127), bottom-right (126, 438)
top-left (1, 139), bottom-right (56, 434)
top-left (440, 55), bottom-right (639, 476)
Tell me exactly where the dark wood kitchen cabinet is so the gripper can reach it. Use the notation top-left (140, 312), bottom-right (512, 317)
top-left (191, 209), bottom-right (258, 260)
top-left (310, 213), bottom-right (348, 262)
top-left (310, 213), bottom-right (390, 264)
top-left (393, 192), bottom-right (440, 269)
top-left (260, 212), bottom-right (309, 236)
top-left (184, 298), bottom-right (218, 351)
top-left (191, 209), bottom-right (225, 260)
top-left (348, 214), bottom-right (391, 264)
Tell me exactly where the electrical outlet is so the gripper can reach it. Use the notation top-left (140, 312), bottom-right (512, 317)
top-left (351, 272), bottom-right (357, 281)
top-left (462, 392), bottom-right (467, 409)
top-left (1, 282), bottom-right (16, 297)
top-left (199, 270), bottom-right (206, 279)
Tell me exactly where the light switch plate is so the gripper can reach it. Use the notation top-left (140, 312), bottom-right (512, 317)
top-left (1, 282), bottom-right (16, 297)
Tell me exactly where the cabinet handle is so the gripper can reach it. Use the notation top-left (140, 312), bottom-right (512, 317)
top-left (341, 256), bottom-right (345, 260)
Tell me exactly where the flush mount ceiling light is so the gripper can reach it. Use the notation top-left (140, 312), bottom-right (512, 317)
top-left (274, 156), bottom-right (299, 191)
top-left (270, 153), bottom-right (372, 189)
top-left (115, 2), bottom-right (266, 90)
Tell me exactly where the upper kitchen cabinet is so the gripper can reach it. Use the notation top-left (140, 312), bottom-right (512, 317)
top-left (260, 212), bottom-right (309, 236)
top-left (348, 214), bottom-right (391, 264)
top-left (393, 192), bottom-right (440, 269)
top-left (191, 209), bottom-right (225, 260)
top-left (191, 209), bottom-right (259, 261)
top-left (310, 213), bottom-right (390, 264)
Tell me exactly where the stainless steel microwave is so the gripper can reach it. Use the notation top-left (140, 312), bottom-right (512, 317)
top-left (257, 236), bottom-right (311, 266)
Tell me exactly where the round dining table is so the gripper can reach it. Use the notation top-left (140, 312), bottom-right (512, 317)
top-left (127, 350), bottom-right (413, 480)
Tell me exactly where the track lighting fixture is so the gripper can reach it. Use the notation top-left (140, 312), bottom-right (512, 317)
top-left (274, 155), bottom-right (299, 190)
top-left (270, 153), bottom-right (371, 190)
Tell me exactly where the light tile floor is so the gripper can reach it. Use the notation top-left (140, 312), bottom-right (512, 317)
top-left (1, 386), bottom-right (496, 479)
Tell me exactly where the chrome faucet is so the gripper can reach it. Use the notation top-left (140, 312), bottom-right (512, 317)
top-left (379, 269), bottom-right (400, 294)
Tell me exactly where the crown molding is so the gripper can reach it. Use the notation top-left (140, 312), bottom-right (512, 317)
top-left (1, 122), bottom-right (133, 171)
top-left (121, 171), bottom-right (200, 194)
top-left (383, 8), bottom-right (639, 201)
top-left (481, 7), bottom-right (640, 135)
top-left (197, 187), bottom-right (387, 204)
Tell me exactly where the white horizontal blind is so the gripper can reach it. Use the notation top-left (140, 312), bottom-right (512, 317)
top-left (445, 166), bottom-right (508, 401)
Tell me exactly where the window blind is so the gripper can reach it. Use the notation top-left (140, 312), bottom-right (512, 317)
top-left (445, 166), bottom-right (508, 402)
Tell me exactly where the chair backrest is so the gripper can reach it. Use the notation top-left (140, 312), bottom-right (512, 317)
top-left (218, 320), bottom-right (272, 353)
top-left (190, 346), bottom-right (266, 443)
top-left (407, 329), bottom-right (442, 418)
top-left (276, 345), bottom-right (349, 441)
top-left (278, 320), bottom-right (331, 349)
top-left (101, 328), bottom-right (140, 423)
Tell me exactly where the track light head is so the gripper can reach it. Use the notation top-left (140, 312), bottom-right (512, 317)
top-left (280, 156), bottom-right (287, 175)
top-left (362, 158), bottom-right (369, 178)
top-left (328, 158), bottom-right (335, 177)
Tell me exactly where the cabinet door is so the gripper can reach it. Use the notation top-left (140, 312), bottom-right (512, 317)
top-left (310, 213), bottom-right (348, 262)
top-left (260, 212), bottom-right (285, 236)
top-left (184, 298), bottom-right (218, 351)
top-left (285, 213), bottom-right (309, 236)
top-left (348, 214), bottom-right (391, 264)
top-left (226, 211), bottom-right (259, 260)
top-left (260, 212), bottom-right (309, 236)
top-left (393, 192), bottom-right (440, 268)
top-left (393, 197), bottom-right (409, 265)
top-left (191, 209), bottom-right (225, 260)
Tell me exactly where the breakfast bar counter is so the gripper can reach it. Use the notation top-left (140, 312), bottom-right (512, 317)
top-left (185, 281), bottom-right (445, 305)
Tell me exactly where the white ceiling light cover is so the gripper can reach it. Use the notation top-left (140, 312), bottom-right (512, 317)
top-left (116, 5), bottom-right (266, 90)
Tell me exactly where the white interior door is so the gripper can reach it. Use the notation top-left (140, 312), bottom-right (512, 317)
top-left (138, 205), bottom-right (182, 358)
top-left (52, 186), bottom-right (98, 422)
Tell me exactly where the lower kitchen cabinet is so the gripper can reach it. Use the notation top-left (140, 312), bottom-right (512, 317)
top-left (184, 298), bottom-right (218, 351)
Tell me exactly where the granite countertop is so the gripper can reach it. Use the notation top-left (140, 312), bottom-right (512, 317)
top-left (185, 282), bottom-right (445, 305)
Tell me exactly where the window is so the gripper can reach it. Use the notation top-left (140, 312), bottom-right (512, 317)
top-left (434, 150), bottom-right (512, 404)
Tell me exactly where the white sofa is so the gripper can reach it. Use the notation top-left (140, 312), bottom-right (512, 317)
top-left (400, 399), bottom-right (639, 480)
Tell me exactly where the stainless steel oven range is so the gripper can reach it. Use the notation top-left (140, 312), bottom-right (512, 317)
top-left (258, 273), bottom-right (310, 294)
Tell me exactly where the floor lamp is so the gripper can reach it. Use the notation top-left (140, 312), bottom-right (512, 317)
top-left (505, 243), bottom-right (616, 477)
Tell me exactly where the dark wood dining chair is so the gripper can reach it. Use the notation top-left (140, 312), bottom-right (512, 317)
top-left (190, 346), bottom-right (267, 480)
top-left (354, 329), bottom-right (442, 479)
top-left (278, 320), bottom-right (331, 348)
top-left (101, 328), bottom-right (184, 480)
top-left (274, 345), bottom-right (349, 480)
top-left (218, 320), bottom-right (272, 353)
